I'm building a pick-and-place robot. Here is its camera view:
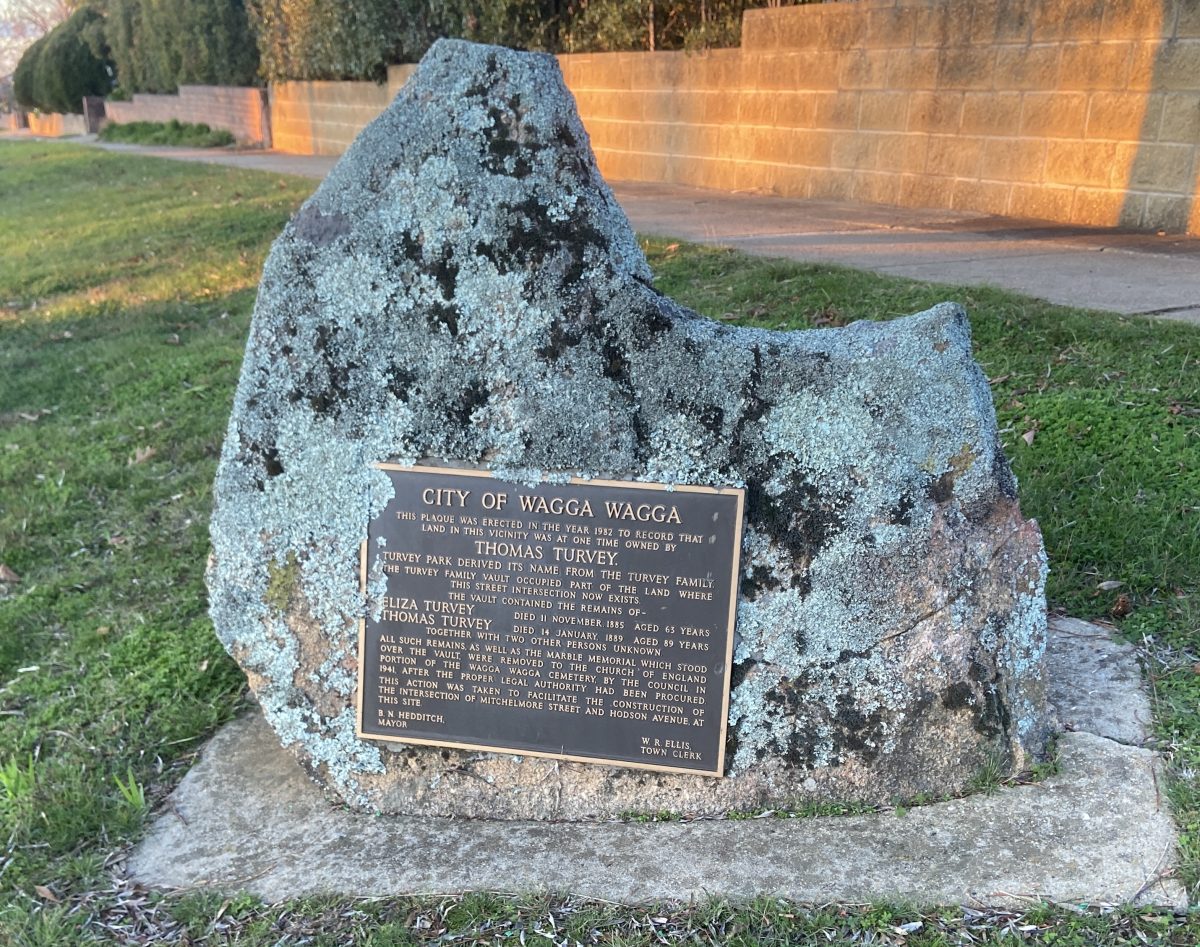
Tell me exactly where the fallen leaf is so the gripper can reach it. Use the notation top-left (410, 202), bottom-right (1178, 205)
top-left (1192, 663), bottom-right (1200, 675)
top-left (108, 535), bottom-right (127, 547)
top-left (664, 243), bottom-right (680, 253)
top-left (0, 564), bottom-right (19, 583)
top-left (164, 333), bottom-right (181, 345)
top-left (1096, 580), bottom-right (1124, 592)
top-left (197, 659), bottom-right (209, 673)
top-left (129, 446), bottom-right (157, 465)
top-left (1021, 429), bottom-right (1036, 446)
top-left (95, 626), bottom-right (110, 636)
top-left (17, 412), bottom-right (41, 422)
top-left (34, 885), bottom-right (58, 903)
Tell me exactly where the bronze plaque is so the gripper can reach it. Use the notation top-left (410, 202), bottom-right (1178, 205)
top-left (357, 464), bottom-right (744, 776)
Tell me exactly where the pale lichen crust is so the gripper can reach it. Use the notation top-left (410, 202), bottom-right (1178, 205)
top-left (207, 39), bottom-right (1053, 819)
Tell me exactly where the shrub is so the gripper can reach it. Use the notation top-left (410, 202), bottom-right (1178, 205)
top-left (12, 34), bottom-right (48, 110)
top-left (104, 0), bottom-right (259, 94)
top-left (247, 0), bottom-right (481, 82)
top-left (98, 118), bottom-right (236, 147)
top-left (448, 0), bottom-right (569, 52)
top-left (22, 6), bottom-right (113, 114)
top-left (565, 0), bottom-right (755, 53)
top-left (248, 0), bottom-right (419, 83)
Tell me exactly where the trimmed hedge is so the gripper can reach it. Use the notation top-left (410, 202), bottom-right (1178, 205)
top-left (13, 7), bottom-right (111, 114)
top-left (105, 0), bottom-right (259, 95)
top-left (99, 118), bottom-right (236, 147)
top-left (247, 0), bottom-right (794, 83)
top-left (12, 34), bottom-right (48, 111)
top-left (246, 0), bottom-right (455, 83)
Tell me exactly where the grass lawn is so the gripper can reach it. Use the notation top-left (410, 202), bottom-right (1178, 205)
top-left (0, 139), bottom-right (1196, 944)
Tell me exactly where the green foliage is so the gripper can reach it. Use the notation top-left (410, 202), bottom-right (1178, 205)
top-left (103, 0), bottom-right (259, 94)
top-left (449, 0), bottom-right (570, 52)
top-left (36, 7), bottom-right (112, 113)
top-left (245, 0), bottom-right (789, 81)
top-left (99, 118), bottom-right (236, 146)
top-left (113, 767), bottom-right (147, 811)
top-left (12, 33), bottom-right (48, 110)
top-left (0, 754), bottom-right (37, 836)
top-left (176, 0), bottom-right (261, 87)
top-left (14, 7), bottom-right (111, 114)
top-left (247, 0), bottom-right (452, 82)
top-left (566, 0), bottom-right (748, 52)
top-left (966, 749), bottom-right (1009, 795)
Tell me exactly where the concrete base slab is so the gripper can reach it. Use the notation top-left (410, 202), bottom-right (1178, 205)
top-left (128, 618), bottom-right (1187, 909)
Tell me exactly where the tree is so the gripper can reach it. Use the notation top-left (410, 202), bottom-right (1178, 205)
top-left (101, 0), bottom-right (259, 94)
top-left (30, 5), bottom-right (111, 112)
top-left (11, 29), bottom-right (46, 108)
top-left (175, 0), bottom-right (258, 86)
top-left (566, 0), bottom-right (752, 53)
top-left (99, 0), bottom-right (143, 92)
top-left (448, 0), bottom-right (570, 52)
top-left (247, 0), bottom-right (446, 83)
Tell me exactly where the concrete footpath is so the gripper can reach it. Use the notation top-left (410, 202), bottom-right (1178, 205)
top-left (80, 138), bottom-right (1200, 325)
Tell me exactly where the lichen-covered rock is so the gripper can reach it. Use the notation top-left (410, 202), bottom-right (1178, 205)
top-left (208, 39), bottom-right (1053, 819)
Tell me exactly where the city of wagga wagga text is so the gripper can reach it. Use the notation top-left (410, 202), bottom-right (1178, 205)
top-left (420, 487), bottom-right (683, 524)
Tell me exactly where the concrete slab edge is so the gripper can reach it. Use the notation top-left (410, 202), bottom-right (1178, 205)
top-left (125, 617), bottom-right (1188, 910)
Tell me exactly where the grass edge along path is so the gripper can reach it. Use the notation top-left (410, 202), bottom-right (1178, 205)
top-left (0, 140), bottom-right (1196, 944)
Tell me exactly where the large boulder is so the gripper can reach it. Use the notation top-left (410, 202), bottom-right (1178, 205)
top-left (208, 39), bottom-right (1053, 819)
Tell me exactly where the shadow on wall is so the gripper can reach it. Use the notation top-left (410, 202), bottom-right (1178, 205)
top-left (1119, 0), bottom-right (1199, 233)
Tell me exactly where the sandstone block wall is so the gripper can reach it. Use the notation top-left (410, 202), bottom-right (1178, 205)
top-left (563, 0), bottom-right (1200, 233)
top-left (112, 1), bottom-right (1199, 234)
top-left (105, 85), bottom-right (271, 146)
top-left (269, 66), bottom-right (416, 156)
top-left (26, 112), bottom-right (88, 137)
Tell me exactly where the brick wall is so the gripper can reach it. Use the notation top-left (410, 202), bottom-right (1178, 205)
top-left (269, 66), bottom-right (415, 156)
top-left (105, 85), bottom-right (271, 146)
top-left (563, 0), bottom-right (1200, 234)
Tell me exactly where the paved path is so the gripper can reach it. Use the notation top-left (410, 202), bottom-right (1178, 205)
top-left (25, 136), bottom-right (1200, 324)
top-left (617, 182), bottom-right (1200, 324)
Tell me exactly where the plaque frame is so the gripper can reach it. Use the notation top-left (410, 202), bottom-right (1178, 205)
top-left (355, 463), bottom-right (744, 777)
